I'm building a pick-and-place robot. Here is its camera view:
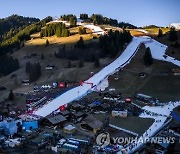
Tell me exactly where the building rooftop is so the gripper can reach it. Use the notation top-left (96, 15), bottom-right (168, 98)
top-left (46, 114), bottom-right (66, 125)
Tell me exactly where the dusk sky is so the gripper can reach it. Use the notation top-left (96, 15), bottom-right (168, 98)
top-left (0, 0), bottom-right (179, 27)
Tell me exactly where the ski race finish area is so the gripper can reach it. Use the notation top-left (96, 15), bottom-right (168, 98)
top-left (34, 36), bottom-right (180, 117)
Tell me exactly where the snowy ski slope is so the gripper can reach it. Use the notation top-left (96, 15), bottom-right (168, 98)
top-left (119, 101), bottom-right (180, 154)
top-left (84, 24), bottom-right (105, 35)
top-left (34, 36), bottom-right (180, 117)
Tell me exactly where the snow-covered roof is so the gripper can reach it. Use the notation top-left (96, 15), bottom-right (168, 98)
top-left (64, 124), bottom-right (75, 131)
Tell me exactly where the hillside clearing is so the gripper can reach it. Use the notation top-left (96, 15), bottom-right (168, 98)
top-left (28, 33), bottom-right (93, 46)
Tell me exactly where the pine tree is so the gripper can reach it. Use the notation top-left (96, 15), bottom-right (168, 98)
top-left (25, 61), bottom-right (31, 73)
top-left (94, 57), bottom-right (100, 67)
top-left (61, 29), bottom-right (69, 37)
top-left (157, 28), bottom-right (163, 37)
top-left (9, 89), bottom-right (14, 101)
top-left (41, 53), bottom-right (44, 59)
top-left (27, 62), bottom-right (41, 82)
top-left (79, 27), bottom-right (83, 35)
top-left (80, 14), bottom-right (88, 20)
top-left (169, 27), bottom-right (178, 41)
top-left (79, 27), bottom-right (86, 35)
top-left (37, 62), bottom-right (41, 76)
top-left (79, 59), bottom-right (84, 68)
top-left (68, 61), bottom-right (72, 68)
top-left (76, 37), bottom-right (84, 48)
top-left (143, 47), bottom-right (153, 66)
top-left (45, 39), bottom-right (49, 46)
top-left (70, 16), bottom-right (77, 27)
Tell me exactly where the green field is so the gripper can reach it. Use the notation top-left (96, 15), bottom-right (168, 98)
top-left (139, 75), bottom-right (180, 102)
top-left (144, 27), bottom-right (170, 36)
top-left (93, 113), bottom-right (154, 136)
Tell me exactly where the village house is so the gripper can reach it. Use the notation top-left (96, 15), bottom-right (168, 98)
top-left (43, 114), bottom-right (67, 127)
top-left (80, 115), bottom-right (103, 134)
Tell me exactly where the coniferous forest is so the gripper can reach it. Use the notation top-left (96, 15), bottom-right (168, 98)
top-left (0, 16), bottom-right (52, 76)
top-left (0, 14), bottom-right (134, 77)
top-left (55, 30), bottom-right (132, 62)
top-left (40, 23), bottom-right (70, 37)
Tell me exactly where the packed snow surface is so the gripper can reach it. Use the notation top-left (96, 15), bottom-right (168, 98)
top-left (34, 36), bottom-right (180, 117)
top-left (170, 23), bottom-right (180, 29)
top-left (136, 29), bottom-right (148, 34)
top-left (84, 24), bottom-right (105, 35)
top-left (120, 101), bottom-right (180, 154)
top-left (143, 36), bottom-right (180, 66)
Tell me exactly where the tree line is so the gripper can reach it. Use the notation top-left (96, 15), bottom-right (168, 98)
top-left (99, 29), bottom-right (132, 58)
top-left (79, 13), bottom-right (137, 28)
top-left (59, 13), bottom-right (136, 28)
top-left (0, 55), bottom-right (19, 76)
top-left (25, 62), bottom-right (41, 82)
top-left (60, 14), bottom-right (77, 27)
top-left (118, 22), bottom-right (137, 29)
top-left (78, 27), bottom-right (86, 35)
top-left (169, 27), bottom-right (178, 41)
top-left (55, 38), bottom-right (99, 62)
top-left (40, 23), bottom-right (70, 37)
top-left (55, 30), bottom-right (133, 67)
top-left (0, 14), bottom-right (40, 38)
top-left (0, 16), bottom-right (52, 57)
top-left (0, 16), bottom-right (51, 76)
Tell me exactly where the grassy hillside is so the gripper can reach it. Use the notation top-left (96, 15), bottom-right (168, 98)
top-left (0, 32), bottom-right (111, 102)
top-left (143, 27), bottom-right (170, 36)
top-left (29, 32), bottom-right (93, 46)
top-left (109, 44), bottom-right (180, 102)
top-left (0, 24), bottom-right (179, 104)
top-left (0, 14), bottom-right (39, 37)
top-left (128, 27), bottom-right (170, 37)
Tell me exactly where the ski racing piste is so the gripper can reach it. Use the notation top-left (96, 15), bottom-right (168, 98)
top-left (34, 36), bottom-right (180, 117)
top-left (119, 101), bottom-right (180, 154)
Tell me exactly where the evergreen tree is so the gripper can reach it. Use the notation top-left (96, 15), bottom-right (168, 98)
top-left (27, 62), bottom-right (41, 82)
top-left (54, 52), bottom-right (57, 57)
top-left (41, 53), bottom-right (44, 59)
top-left (143, 47), bottom-right (153, 66)
top-left (157, 28), bottom-right (163, 37)
top-left (45, 39), bottom-right (49, 46)
top-left (61, 29), bottom-right (69, 37)
top-left (29, 69), bottom-right (34, 82)
top-left (94, 57), bottom-right (100, 67)
top-left (76, 37), bottom-right (85, 48)
top-left (169, 27), bottom-right (178, 41)
top-left (68, 61), bottom-right (72, 68)
top-left (174, 41), bottom-right (179, 48)
top-left (80, 14), bottom-right (88, 20)
top-left (25, 61), bottom-right (31, 73)
top-left (0, 55), bottom-right (20, 76)
top-left (55, 27), bottom-right (61, 37)
top-left (79, 59), bottom-right (84, 68)
top-left (78, 27), bottom-right (86, 35)
top-left (37, 62), bottom-right (41, 76)
top-left (9, 89), bottom-right (14, 101)
top-left (69, 16), bottom-right (77, 27)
